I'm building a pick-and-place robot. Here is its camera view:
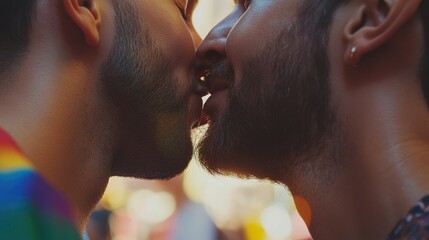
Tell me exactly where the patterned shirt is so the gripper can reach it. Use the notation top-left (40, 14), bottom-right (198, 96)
top-left (0, 128), bottom-right (81, 239)
top-left (387, 195), bottom-right (429, 239)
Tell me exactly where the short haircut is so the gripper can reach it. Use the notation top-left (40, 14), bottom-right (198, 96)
top-left (0, 0), bottom-right (35, 75)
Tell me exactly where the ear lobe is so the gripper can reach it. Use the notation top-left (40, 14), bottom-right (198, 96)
top-left (64, 0), bottom-right (101, 46)
top-left (343, 0), bottom-right (421, 65)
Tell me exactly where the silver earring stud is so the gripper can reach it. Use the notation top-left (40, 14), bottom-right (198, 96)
top-left (349, 45), bottom-right (359, 67)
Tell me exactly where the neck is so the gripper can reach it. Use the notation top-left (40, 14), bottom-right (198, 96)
top-left (0, 57), bottom-right (112, 230)
top-left (297, 142), bottom-right (429, 240)
top-left (287, 76), bottom-right (429, 239)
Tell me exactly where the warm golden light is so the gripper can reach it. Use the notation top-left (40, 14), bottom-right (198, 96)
top-left (97, 2), bottom-right (313, 240)
top-left (193, 0), bottom-right (235, 38)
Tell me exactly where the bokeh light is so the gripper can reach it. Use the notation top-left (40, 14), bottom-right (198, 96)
top-left (127, 190), bottom-right (176, 225)
top-left (261, 205), bottom-right (292, 239)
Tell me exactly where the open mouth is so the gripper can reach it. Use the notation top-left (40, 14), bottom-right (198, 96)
top-left (195, 61), bottom-right (233, 123)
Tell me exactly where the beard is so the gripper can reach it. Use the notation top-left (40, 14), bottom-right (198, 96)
top-left (98, 0), bottom-right (193, 179)
top-left (198, 13), bottom-right (338, 182)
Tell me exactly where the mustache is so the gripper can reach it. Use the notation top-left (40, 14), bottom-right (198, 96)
top-left (205, 61), bottom-right (235, 88)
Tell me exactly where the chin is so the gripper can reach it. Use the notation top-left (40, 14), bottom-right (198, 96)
top-left (111, 138), bottom-right (194, 180)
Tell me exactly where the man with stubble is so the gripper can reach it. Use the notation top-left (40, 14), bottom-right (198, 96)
top-left (0, 0), bottom-right (205, 238)
top-left (197, 0), bottom-right (429, 239)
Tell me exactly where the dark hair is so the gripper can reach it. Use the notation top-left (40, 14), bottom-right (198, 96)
top-left (0, 0), bottom-right (35, 74)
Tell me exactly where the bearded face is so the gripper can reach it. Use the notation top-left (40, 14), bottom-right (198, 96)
top-left (98, 0), bottom-right (199, 179)
top-left (198, 1), bottom-right (337, 181)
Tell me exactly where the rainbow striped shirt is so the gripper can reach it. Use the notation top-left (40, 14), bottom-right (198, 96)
top-left (0, 128), bottom-right (81, 239)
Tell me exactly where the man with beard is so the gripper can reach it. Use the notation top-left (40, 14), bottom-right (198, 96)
top-left (0, 0), bottom-right (205, 238)
top-left (196, 0), bottom-right (429, 239)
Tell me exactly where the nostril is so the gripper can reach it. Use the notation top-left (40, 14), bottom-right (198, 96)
top-left (196, 38), bottom-right (227, 65)
top-left (205, 50), bottom-right (223, 63)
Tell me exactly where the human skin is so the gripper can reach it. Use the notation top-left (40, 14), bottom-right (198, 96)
top-left (0, 0), bottom-right (204, 230)
top-left (197, 0), bottom-right (429, 239)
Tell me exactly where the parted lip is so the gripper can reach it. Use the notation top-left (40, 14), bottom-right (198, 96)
top-left (189, 71), bottom-right (209, 128)
top-left (191, 68), bottom-right (209, 96)
top-left (194, 61), bottom-right (233, 123)
top-left (207, 76), bottom-right (228, 95)
top-left (190, 95), bottom-right (204, 129)
top-left (196, 65), bottom-right (229, 95)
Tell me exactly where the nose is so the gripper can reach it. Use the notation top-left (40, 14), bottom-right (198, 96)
top-left (196, 10), bottom-right (240, 67)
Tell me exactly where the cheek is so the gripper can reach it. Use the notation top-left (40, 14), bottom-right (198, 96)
top-left (226, 1), bottom-right (297, 63)
top-left (226, 16), bottom-right (262, 61)
top-left (143, 15), bottom-right (196, 94)
top-left (152, 20), bottom-right (196, 90)
top-left (163, 23), bottom-right (196, 90)
top-left (157, 21), bottom-right (196, 65)
top-left (98, 4), bottom-right (116, 62)
top-left (225, 13), bottom-right (273, 86)
top-left (139, 4), bottom-right (196, 68)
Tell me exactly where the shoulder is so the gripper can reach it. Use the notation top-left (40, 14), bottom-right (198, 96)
top-left (388, 195), bottom-right (429, 239)
top-left (0, 128), bottom-right (81, 240)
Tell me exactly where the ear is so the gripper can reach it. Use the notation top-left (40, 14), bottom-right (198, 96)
top-left (63, 0), bottom-right (101, 46)
top-left (343, 0), bottom-right (421, 65)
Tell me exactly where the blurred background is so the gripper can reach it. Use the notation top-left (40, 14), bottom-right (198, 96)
top-left (85, 1), bottom-right (312, 240)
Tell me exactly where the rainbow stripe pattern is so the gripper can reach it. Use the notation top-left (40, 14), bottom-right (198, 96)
top-left (0, 128), bottom-right (81, 239)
